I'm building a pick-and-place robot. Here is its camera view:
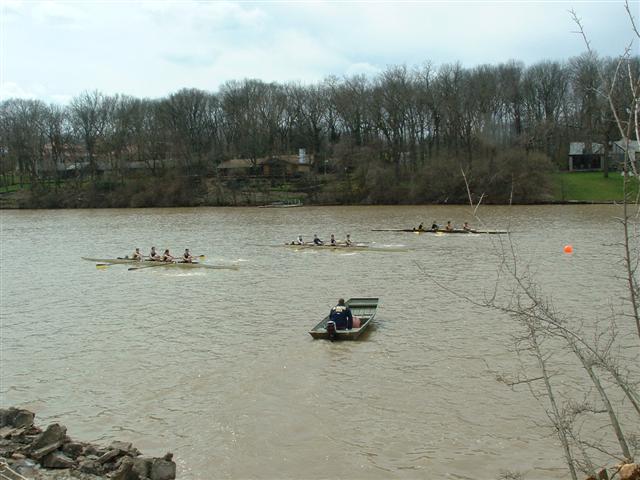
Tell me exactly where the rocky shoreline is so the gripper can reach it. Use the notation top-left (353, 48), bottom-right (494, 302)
top-left (0, 408), bottom-right (176, 480)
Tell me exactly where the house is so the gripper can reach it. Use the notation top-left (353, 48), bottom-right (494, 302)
top-left (610, 139), bottom-right (640, 172)
top-left (568, 139), bottom-right (640, 172)
top-left (217, 151), bottom-right (312, 177)
top-left (568, 142), bottom-right (604, 171)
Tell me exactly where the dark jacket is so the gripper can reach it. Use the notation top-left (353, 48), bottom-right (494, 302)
top-left (329, 305), bottom-right (353, 330)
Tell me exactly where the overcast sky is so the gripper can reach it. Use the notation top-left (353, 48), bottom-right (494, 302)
top-left (1, 0), bottom-right (637, 103)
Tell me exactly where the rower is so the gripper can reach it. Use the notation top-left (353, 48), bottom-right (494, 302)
top-left (431, 221), bottom-right (439, 231)
top-left (313, 234), bottom-right (324, 245)
top-left (462, 222), bottom-right (472, 232)
top-left (297, 235), bottom-right (303, 245)
top-left (330, 234), bottom-right (337, 246)
top-left (132, 248), bottom-right (143, 261)
top-left (149, 246), bottom-right (160, 261)
top-left (161, 249), bottom-right (174, 262)
top-left (445, 221), bottom-right (454, 232)
top-left (345, 234), bottom-right (352, 246)
top-left (417, 222), bottom-right (424, 231)
top-left (182, 248), bottom-right (194, 263)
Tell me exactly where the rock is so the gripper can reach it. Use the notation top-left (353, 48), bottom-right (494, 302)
top-left (111, 456), bottom-right (138, 480)
top-left (41, 451), bottom-right (75, 469)
top-left (83, 444), bottom-right (98, 456)
top-left (10, 453), bottom-right (25, 460)
top-left (12, 411), bottom-right (34, 429)
top-left (619, 463), bottom-right (640, 480)
top-left (0, 427), bottom-right (24, 439)
top-left (62, 441), bottom-right (83, 459)
top-left (0, 408), bottom-right (34, 429)
top-left (30, 440), bottom-right (62, 459)
top-left (150, 457), bottom-right (176, 480)
top-left (97, 448), bottom-right (121, 464)
top-left (11, 458), bottom-right (39, 478)
top-left (597, 468), bottom-right (609, 479)
top-left (78, 459), bottom-right (101, 475)
top-left (110, 440), bottom-right (133, 453)
top-left (31, 423), bottom-right (66, 451)
top-left (132, 456), bottom-right (152, 478)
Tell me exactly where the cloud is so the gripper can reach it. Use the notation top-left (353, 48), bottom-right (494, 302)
top-left (1, 0), bottom-right (634, 103)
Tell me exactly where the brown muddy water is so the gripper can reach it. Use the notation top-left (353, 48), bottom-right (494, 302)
top-left (0, 205), bottom-right (631, 479)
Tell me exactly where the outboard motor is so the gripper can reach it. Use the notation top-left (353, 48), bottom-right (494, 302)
top-left (326, 320), bottom-right (337, 341)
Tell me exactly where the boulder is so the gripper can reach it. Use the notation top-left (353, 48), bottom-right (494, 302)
top-left (62, 441), bottom-right (83, 459)
top-left (0, 409), bottom-right (34, 429)
top-left (30, 441), bottom-right (62, 460)
top-left (31, 423), bottom-right (66, 451)
top-left (111, 456), bottom-right (138, 480)
top-left (619, 463), bottom-right (640, 480)
top-left (97, 448), bottom-right (121, 464)
top-left (12, 411), bottom-right (34, 429)
top-left (78, 459), bottom-right (101, 475)
top-left (83, 444), bottom-right (98, 456)
top-left (150, 457), bottom-right (176, 480)
top-left (132, 456), bottom-right (152, 478)
top-left (41, 451), bottom-right (75, 469)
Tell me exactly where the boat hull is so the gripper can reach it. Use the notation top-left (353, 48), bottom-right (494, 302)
top-left (82, 257), bottom-right (238, 270)
top-left (371, 229), bottom-right (507, 234)
top-left (284, 244), bottom-right (406, 252)
top-left (309, 298), bottom-right (379, 340)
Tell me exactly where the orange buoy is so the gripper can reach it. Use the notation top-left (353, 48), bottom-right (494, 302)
top-left (563, 245), bottom-right (574, 254)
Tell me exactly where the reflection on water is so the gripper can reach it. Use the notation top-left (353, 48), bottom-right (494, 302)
top-left (0, 205), bottom-right (628, 479)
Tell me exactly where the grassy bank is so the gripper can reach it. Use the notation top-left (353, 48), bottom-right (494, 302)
top-left (553, 172), bottom-right (639, 202)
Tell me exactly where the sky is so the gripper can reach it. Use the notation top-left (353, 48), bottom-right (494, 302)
top-left (0, 0), bottom-right (638, 103)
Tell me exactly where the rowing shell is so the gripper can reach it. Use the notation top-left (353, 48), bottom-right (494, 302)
top-left (371, 229), bottom-right (508, 234)
top-left (283, 244), bottom-right (407, 253)
top-left (82, 257), bottom-right (141, 264)
top-left (82, 257), bottom-right (239, 270)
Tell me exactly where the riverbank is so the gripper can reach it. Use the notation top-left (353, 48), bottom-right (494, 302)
top-left (0, 171), bottom-right (636, 209)
top-left (0, 408), bottom-right (175, 480)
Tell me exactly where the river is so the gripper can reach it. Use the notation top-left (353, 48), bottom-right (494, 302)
top-left (0, 205), bottom-right (631, 479)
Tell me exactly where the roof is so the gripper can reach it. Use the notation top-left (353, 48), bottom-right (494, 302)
top-left (612, 139), bottom-right (640, 153)
top-left (218, 154), bottom-right (311, 169)
top-left (569, 142), bottom-right (604, 155)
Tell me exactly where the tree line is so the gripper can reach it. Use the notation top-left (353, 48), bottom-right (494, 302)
top-left (1, 53), bottom-right (638, 205)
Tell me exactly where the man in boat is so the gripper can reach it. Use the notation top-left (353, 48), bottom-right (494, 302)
top-left (132, 248), bottom-right (143, 261)
top-left (313, 234), bottom-right (324, 245)
top-left (431, 221), bottom-right (439, 231)
top-left (417, 222), bottom-right (424, 231)
top-left (161, 249), bottom-right (174, 262)
top-left (445, 221), bottom-right (454, 232)
top-left (345, 234), bottom-right (352, 246)
top-left (329, 298), bottom-right (353, 330)
top-left (462, 222), bottom-right (472, 232)
top-left (330, 234), bottom-right (337, 246)
top-left (149, 246), bottom-right (160, 261)
top-left (182, 248), bottom-right (194, 263)
top-left (289, 235), bottom-right (303, 245)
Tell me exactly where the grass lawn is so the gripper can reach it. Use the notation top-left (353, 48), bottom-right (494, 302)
top-left (553, 172), bottom-right (639, 202)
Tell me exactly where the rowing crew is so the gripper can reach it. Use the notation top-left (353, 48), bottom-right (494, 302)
top-left (414, 221), bottom-right (472, 232)
top-left (131, 247), bottom-right (195, 263)
top-left (289, 234), bottom-right (353, 246)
